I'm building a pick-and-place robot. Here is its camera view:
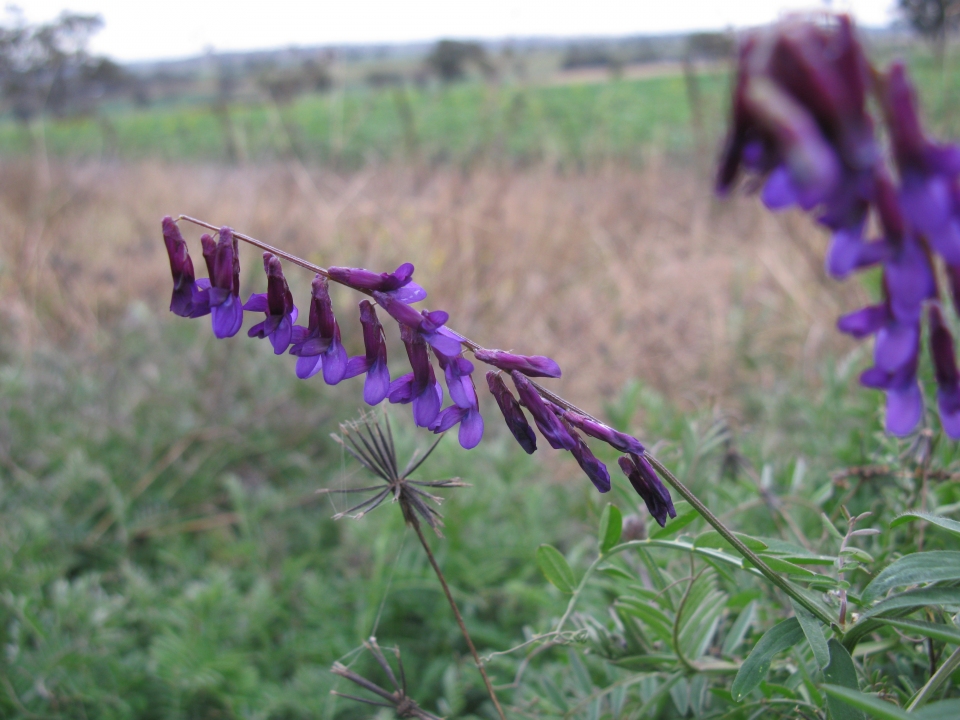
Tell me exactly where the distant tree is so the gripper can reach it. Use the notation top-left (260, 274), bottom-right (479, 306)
top-left (0, 8), bottom-right (126, 123)
top-left (899, 0), bottom-right (960, 61)
top-left (685, 32), bottom-right (734, 61)
top-left (425, 40), bottom-right (492, 82)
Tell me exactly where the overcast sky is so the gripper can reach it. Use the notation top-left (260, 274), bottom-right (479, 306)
top-left (11, 0), bottom-right (900, 62)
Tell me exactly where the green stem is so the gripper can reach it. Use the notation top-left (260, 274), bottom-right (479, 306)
top-left (907, 644), bottom-right (960, 711)
top-left (646, 454), bottom-right (837, 629)
top-left (555, 554), bottom-right (605, 634)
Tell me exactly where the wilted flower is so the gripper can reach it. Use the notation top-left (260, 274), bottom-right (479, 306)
top-left (510, 371), bottom-right (576, 451)
top-left (344, 300), bottom-right (391, 405)
top-left (244, 253), bottom-right (298, 354)
top-left (617, 454), bottom-right (677, 528)
top-left (562, 418), bottom-right (611, 493)
top-left (289, 274), bottom-right (348, 383)
top-left (555, 408), bottom-right (645, 455)
top-left (161, 216), bottom-right (207, 318)
top-left (472, 348), bottom-right (561, 378)
top-left (389, 325), bottom-right (444, 428)
top-left (328, 262), bottom-right (427, 303)
top-left (486, 371), bottom-right (537, 454)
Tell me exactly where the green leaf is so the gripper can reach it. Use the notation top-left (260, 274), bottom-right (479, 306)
top-left (730, 617), bottom-right (804, 701)
top-left (876, 618), bottom-right (960, 646)
top-left (751, 555), bottom-right (816, 578)
top-left (536, 544), bottom-right (576, 594)
top-left (821, 686), bottom-right (909, 720)
top-left (649, 507), bottom-right (698, 539)
top-left (823, 513), bottom-right (845, 542)
top-left (862, 552), bottom-right (960, 604)
top-left (860, 587), bottom-right (960, 619)
top-left (694, 530), bottom-right (768, 552)
top-left (914, 700), bottom-right (960, 720)
top-left (891, 512), bottom-right (960, 540)
top-left (598, 504), bottom-right (623, 554)
top-left (721, 600), bottom-right (756, 657)
top-left (824, 641), bottom-right (864, 720)
top-left (792, 601), bottom-right (829, 669)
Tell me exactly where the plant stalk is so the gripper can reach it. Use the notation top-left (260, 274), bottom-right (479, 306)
top-left (645, 454), bottom-right (837, 629)
top-left (411, 518), bottom-right (508, 720)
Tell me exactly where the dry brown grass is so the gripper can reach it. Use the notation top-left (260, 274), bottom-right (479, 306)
top-left (0, 155), bottom-right (867, 409)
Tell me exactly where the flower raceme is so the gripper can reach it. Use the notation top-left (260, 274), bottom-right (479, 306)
top-left (717, 14), bottom-right (960, 439)
top-left (161, 215), bottom-right (674, 524)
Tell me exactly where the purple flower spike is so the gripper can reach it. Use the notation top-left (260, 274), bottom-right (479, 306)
top-left (510, 371), bottom-right (576, 451)
top-left (486, 372), bottom-right (537, 454)
top-left (328, 262), bottom-right (427, 304)
top-left (289, 274), bottom-right (347, 383)
top-left (161, 216), bottom-right (207, 318)
top-left (556, 409), bottom-right (645, 455)
top-left (562, 420), bottom-right (610, 493)
top-left (244, 253), bottom-right (298, 354)
top-left (930, 304), bottom-right (960, 439)
top-left (617, 454), bottom-right (677, 528)
top-left (344, 300), bottom-right (391, 405)
top-left (388, 325), bottom-right (443, 428)
top-left (373, 291), bottom-right (463, 356)
top-left (199, 233), bottom-right (216, 279)
top-left (473, 349), bottom-right (562, 378)
top-left (199, 226), bottom-right (243, 339)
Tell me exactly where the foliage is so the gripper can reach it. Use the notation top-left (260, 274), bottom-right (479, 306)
top-left (899, 1), bottom-right (960, 42)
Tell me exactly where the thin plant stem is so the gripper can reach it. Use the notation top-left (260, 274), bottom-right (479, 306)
top-left (410, 517), bottom-right (508, 720)
top-left (907, 643), bottom-right (960, 711)
top-left (645, 454), bottom-right (837, 629)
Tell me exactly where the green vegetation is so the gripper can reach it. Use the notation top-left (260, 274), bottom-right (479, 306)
top-left (5, 308), bottom-right (960, 718)
top-left (0, 72), bottom-right (732, 167)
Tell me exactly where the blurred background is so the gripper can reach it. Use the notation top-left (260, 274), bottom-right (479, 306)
top-left (1, 1), bottom-right (958, 718)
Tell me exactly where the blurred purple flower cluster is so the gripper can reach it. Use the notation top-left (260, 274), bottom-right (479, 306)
top-left (718, 14), bottom-right (960, 438)
top-left (162, 218), bottom-right (675, 525)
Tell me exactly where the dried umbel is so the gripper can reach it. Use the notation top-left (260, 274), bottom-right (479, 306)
top-left (162, 215), bottom-right (677, 526)
top-left (718, 14), bottom-right (960, 439)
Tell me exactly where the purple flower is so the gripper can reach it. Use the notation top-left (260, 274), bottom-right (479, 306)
top-left (929, 304), bottom-right (960, 439)
top-left (344, 300), bottom-right (391, 405)
top-left (554, 408), bottom-right (645, 455)
top-left (388, 325), bottom-right (443, 428)
top-left (430, 352), bottom-right (483, 449)
top-left (486, 372), bottom-right (537, 454)
top-left (560, 418), bottom-right (610, 493)
top-left (510, 371), bottom-right (576, 451)
top-left (717, 17), bottom-right (878, 237)
top-left (328, 262), bottom-right (427, 303)
top-left (883, 62), bottom-right (960, 265)
top-left (289, 274), bottom-right (347, 383)
top-left (244, 253), bottom-right (298, 354)
top-left (372, 291), bottom-right (463, 357)
top-left (860, 350), bottom-right (923, 437)
top-left (617, 454), bottom-right (677, 528)
top-left (192, 226), bottom-right (244, 339)
top-left (473, 349), bottom-right (561, 378)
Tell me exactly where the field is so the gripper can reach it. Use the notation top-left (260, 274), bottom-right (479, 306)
top-left (3, 42), bottom-right (960, 720)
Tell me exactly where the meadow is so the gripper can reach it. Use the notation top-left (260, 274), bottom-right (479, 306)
top-left (2, 43), bottom-right (960, 719)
